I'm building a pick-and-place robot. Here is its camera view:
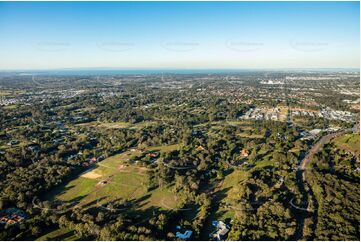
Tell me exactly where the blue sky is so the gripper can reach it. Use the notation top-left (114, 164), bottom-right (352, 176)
top-left (0, 1), bottom-right (359, 70)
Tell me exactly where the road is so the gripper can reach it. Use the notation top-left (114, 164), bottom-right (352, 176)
top-left (299, 132), bottom-right (345, 171)
top-left (299, 125), bottom-right (357, 172)
top-left (294, 123), bottom-right (358, 240)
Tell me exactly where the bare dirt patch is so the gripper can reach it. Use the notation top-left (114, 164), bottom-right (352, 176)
top-left (118, 164), bottom-right (128, 171)
top-left (81, 171), bottom-right (102, 179)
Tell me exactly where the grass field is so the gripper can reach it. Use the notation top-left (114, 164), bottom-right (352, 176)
top-left (2, 104), bottom-right (17, 109)
top-left (194, 120), bottom-right (254, 128)
top-left (254, 154), bottom-right (277, 168)
top-left (146, 143), bottom-right (181, 152)
top-left (237, 132), bottom-right (264, 139)
top-left (332, 133), bottom-right (360, 157)
top-left (76, 121), bottom-right (158, 130)
top-left (213, 170), bottom-right (250, 220)
top-left (222, 170), bottom-right (249, 201)
top-left (50, 146), bottom-right (182, 211)
top-left (54, 149), bottom-right (149, 207)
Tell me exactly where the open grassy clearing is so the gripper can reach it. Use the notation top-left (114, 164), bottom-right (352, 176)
top-left (212, 170), bottom-right (250, 221)
top-left (2, 104), bottom-right (17, 109)
top-left (222, 170), bottom-right (249, 200)
top-left (197, 120), bottom-right (261, 140)
top-left (278, 106), bottom-right (289, 121)
top-left (194, 120), bottom-right (254, 128)
top-left (253, 154), bottom-right (277, 169)
top-left (54, 149), bottom-right (149, 207)
top-left (237, 132), bottom-right (264, 139)
top-left (146, 143), bottom-right (182, 152)
top-left (50, 146), bottom-right (183, 211)
top-left (76, 120), bottom-right (158, 130)
top-left (332, 133), bottom-right (360, 157)
top-left (145, 187), bottom-right (178, 209)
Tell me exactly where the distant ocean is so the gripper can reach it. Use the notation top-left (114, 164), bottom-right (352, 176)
top-left (0, 68), bottom-right (359, 76)
top-left (0, 69), bottom-right (260, 76)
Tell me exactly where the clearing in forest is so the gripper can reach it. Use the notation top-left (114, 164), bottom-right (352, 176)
top-left (332, 133), bottom-right (360, 157)
top-left (49, 145), bottom-right (183, 211)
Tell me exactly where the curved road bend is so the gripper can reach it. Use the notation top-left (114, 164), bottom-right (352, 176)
top-left (293, 124), bottom-right (358, 240)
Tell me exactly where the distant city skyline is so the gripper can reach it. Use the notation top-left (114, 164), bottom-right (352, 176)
top-left (0, 1), bottom-right (359, 70)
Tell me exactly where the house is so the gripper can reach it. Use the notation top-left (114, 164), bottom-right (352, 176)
top-left (148, 152), bottom-right (159, 158)
top-left (89, 157), bottom-right (97, 164)
top-left (211, 221), bottom-right (230, 241)
top-left (309, 129), bottom-right (322, 136)
top-left (0, 208), bottom-right (27, 225)
top-left (240, 149), bottom-right (249, 158)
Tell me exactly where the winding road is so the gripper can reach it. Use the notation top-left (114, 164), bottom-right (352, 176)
top-left (299, 130), bottom-right (349, 172)
top-left (294, 123), bottom-right (358, 240)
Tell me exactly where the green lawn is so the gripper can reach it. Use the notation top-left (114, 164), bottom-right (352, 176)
top-left (76, 120), bottom-right (158, 130)
top-left (49, 147), bottom-right (183, 211)
top-left (3, 104), bottom-right (17, 109)
top-left (194, 120), bottom-right (254, 128)
top-left (146, 143), bottom-right (182, 152)
top-left (222, 170), bottom-right (249, 201)
top-left (55, 150), bottom-right (149, 207)
top-left (237, 133), bottom-right (264, 139)
top-left (146, 187), bottom-right (178, 209)
top-left (332, 133), bottom-right (360, 157)
top-left (254, 156), bottom-right (277, 169)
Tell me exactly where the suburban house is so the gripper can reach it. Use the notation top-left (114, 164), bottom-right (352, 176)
top-left (148, 152), bottom-right (159, 158)
top-left (211, 221), bottom-right (230, 241)
top-left (0, 208), bottom-right (27, 225)
top-left (240, 149), bottom-right (249, 158)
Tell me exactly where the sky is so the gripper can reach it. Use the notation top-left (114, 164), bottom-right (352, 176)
top-left (0, 1), bottom-right (359, 70)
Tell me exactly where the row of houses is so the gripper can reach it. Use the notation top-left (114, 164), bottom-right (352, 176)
top-left (0, 208), bottom-right (27, 225)
top-left (241, 107), bottom-right (287, 122)
top-left (242, 106), bottom-right (355, 123)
